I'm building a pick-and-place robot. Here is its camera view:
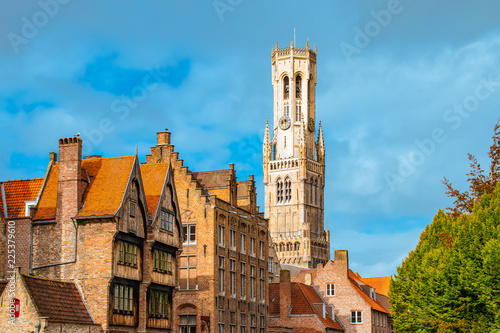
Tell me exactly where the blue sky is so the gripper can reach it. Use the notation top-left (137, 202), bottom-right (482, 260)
top-left (1, 0), bottom-right (500, 277)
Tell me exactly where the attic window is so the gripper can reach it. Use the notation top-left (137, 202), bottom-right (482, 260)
top-left (161, 209), bottom-right (174, 232)
top-left (24, 200), bottom-right (36, 216)
top-left (130, 201), bottom-right (136, 217)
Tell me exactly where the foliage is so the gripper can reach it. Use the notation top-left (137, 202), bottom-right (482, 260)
top-left (391, 119), bottom-right (500, 332)
top-left (442, 119), bottom-right (500, 217)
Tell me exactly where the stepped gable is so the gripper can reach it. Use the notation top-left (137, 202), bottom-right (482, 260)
top-left (34, 156), bottom-right (135, 220)
top-left (0, 178), bottom-right (43, 219)
top-left (23, 274), bottom-right (95, 325)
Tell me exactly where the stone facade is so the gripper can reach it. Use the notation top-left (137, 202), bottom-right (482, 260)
top-left (264, 40), bottom-right (329, 268)
top-left (146, 130), bottom-right (271, 333)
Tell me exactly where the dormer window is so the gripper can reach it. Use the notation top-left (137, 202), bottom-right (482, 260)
top-left (24, 200), bottom-right (36, 216)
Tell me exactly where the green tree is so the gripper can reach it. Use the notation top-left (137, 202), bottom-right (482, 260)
top-left (390, 119), bottom-right (500, 332)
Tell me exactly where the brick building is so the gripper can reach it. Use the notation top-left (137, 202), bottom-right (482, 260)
top-left (144, 130), bottom-right (273, 333)
top-left (269, 270), bottom-right (344, 333)
top-left (293, 250), bottom-right (392, 333)
top-left (0, 268), bottom-right (100, 332)
top-left (1, 135), bottom-right (184, 332)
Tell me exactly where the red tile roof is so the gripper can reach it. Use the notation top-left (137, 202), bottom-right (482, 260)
top-left (0, 178), bottom-right (43, 219)
top-left (269, 282), bottom-right (344, 332)
top-left (22, 275), bottom-right (95, 324)
top-left (140, 163), bottom-right (170, 217)
top-left (360, 276), bottom-right (391, 297)
top-left (348, 270), bottom-right (389, 314)
top-left (34, 156), bottom-right (135, 220)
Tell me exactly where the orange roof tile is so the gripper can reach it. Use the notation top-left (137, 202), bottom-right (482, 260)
top-left (0, 178), bottom-right (43, 219)
top-left (140, 163), bottom-right (170, 217)
top-left (360, 276), bottom-right (391, 297)
top-left (348, 270), bottom-right (389, 314)
top-left (34, 156), bottom-right (135, 220)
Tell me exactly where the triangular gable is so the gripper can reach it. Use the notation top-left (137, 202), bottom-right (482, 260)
top-left (140, 163), bottom-right (183, 236)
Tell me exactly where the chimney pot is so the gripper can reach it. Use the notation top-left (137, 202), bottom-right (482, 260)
top-left (157, 130), bottom-right (171, 146)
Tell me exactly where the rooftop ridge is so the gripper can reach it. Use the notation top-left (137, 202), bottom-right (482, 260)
top-left (0, 177), bottom-right (44, 183)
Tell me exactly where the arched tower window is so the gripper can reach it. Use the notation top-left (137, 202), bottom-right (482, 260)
top-left (284, 177), bottom-right (292, 203)
top-left (283, 76), bottom-right (289, 99)
top-left (296, 75), bottom-right (302, 99)
top-left (276, 178), bottom-right (284, 203)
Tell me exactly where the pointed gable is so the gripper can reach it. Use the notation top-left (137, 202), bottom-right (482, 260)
top-left (360, 276), bottom-right (391, 297)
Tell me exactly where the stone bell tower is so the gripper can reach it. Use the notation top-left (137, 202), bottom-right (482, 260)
top-left (263, 39), bottom-right (330, 268)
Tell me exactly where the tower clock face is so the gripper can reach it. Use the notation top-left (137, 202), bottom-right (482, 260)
top-left (308, 117), bottom-right (315, 132)
top-left (279, 116), bottom-right (291, 130)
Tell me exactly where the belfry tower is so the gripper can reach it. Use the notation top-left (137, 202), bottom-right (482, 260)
top-left (264, 39), bottom-right (330, 268)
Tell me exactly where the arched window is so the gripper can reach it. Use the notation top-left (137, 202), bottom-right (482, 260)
top-left (276, 178), bottom-right (284, 203)
top-left (296, 75), bottom-right (302, 98)
top-left (283, 76), bottom-right (289, 99)
top-left (284, 178), bottom-right (292, 203)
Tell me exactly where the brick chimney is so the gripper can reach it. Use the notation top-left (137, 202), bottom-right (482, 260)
top-left (56, 137), bottom-right (83, 221)
top-left (279, 270), bottom-right (291, 319)
top-left (334, 250), bottom-right (349, 279)
top-left (157, 129), bottom-right (171, 145)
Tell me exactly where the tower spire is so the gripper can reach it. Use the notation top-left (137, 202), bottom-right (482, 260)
top-left (317, 121), bottom-right (326, 163)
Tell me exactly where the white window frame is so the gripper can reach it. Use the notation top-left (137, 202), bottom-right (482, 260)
top-left (350, 310), bottom-right (362, 324)
top-left (183, 223), bottom-right (196, 245)
top-left (326, 283), bottom-right (335, 296)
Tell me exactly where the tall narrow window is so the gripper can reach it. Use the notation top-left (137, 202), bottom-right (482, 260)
top-left (283, 76), bottom-right (289, 99)
top-left (230, 259), bottom-right (236, 297)
top-left (219, 256), bottom-right (225, 295)
top-left (230, 229), bottom-right (236, 250)
top-left (218, 225), bottom-right (225, 247)
top-left (276, 179), bottom-right (283, 203)
top-left (250, 237), bottom-right (256, 256)
top-left (295, 102), bottom-right (302, 119)
top-left (296, 75), bottom-right (302, 98)
top-left (284, 178), bottom-right (292, 203)
top-left (250, 265), bottom-right (256, 300)
top-left (259, 268), bottom-right (265, 301)
top-left (240, 262), bottom-right (246, 298)
top-left (240, 233), bottom-right (246, 253)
